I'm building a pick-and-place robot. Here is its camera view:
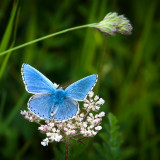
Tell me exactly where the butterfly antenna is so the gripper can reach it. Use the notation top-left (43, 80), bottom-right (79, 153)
top-left (62, 84), bottom-right (69, 89)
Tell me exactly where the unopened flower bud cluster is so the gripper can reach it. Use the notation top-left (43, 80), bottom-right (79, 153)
top-left (94, 12), bottom-right (133, 36)
top-left (21, 91), bottom-right (105, 146)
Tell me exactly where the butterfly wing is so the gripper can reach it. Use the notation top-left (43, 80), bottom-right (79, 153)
top-left (28, 94), bottom-right (59, 119)
top-left (21, 64), bottom-right (56, 94)
top-left (64, 74), bottom-right (98, 101)
top-left (53, 98), bottom-right (79, 121)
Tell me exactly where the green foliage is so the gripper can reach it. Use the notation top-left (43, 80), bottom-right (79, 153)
top-left (0, 0), bottom-right (160, 160)
top-left (94, 113), bottom-right (124, 160)
top-left (0, 2), bottom-right (19, 79)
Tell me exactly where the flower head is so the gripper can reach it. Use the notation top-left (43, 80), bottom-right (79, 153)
top-left (93, 12), bottom-right (133, 36)
top-left (21, 92), bottom-right (105, 146)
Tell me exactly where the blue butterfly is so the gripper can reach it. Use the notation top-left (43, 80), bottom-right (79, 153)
top-left (21, 64), bottom-right (98, 121)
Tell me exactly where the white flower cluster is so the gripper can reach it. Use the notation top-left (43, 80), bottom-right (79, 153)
top-left (21, 91), bottom-right (105, 146)
top-left (84, 91), bottom-right (105, 111)
top-left (20, 110), bottom-right (40, 123)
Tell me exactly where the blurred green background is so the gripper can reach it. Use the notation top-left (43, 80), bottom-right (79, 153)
top-left (0, 0), bottom-right (160, 159)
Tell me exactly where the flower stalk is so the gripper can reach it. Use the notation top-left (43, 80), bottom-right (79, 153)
top-left (65, 137), bottom-right (69, 160)
top-left (0, 24), bottom-right (92, 56)
top-left (0, 12), bottom-right (132, 56)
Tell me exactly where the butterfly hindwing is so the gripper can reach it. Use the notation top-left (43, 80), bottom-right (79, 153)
top-left (64, 74), bottom-right (98, 101)
top-left (53, 98), bottom-right (79, 121)
top-left (28, 94), bottom-right (78, 121)
top-left (28, 94), bottom-right (59, 119)
top-left (21, 64), bottom-right (56, 94)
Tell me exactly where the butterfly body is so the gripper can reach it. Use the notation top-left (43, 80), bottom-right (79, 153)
top-left (21, 64), bottom-right (98, 121)
top-left (53, 88), bottom-right (65, 103)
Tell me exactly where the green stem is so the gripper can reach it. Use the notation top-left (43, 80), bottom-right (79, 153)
top-left (65, 137), bottom-right (69, 160)
top-left (0, 23), bottom-right (96, 56)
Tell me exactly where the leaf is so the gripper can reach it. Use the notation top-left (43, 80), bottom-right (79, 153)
top-left (0, 2), bottom-right (18, 53)
top-left (94, 113), bottom-right (125, 160)
top-left (0, 1), bottom-right (19, 79)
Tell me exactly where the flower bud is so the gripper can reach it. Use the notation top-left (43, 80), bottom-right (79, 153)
top-left (93, 12), bottom-right (133, 36)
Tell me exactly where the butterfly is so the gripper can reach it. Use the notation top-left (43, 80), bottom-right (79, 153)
top-left (21, 64), bottom-right (98, 121)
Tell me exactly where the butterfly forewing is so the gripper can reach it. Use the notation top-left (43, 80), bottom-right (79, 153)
top-left (21, 64), bottom-right (56, 94)
top-left (64, 74), bottom-right (98, 101)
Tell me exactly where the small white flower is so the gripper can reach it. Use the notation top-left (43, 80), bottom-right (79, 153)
top-left (38, 126), bottom-right (44, 131)
top-left (85, 130), bottom-right (92, 136)
top-left (88, 124), bottom-right (94, 129)
top-left (88, 106), bottom-right (92, 110)
top-left (80, 113), bottom-right (85, 117)
top-left (46, 132), bottom-right (52, 137)
top-left (20, 110), bottom-right (26, 115)
top-left (87, 116), bottom-right (92, 122)
top-left (78, 117), bottom-right (83, 122)
top-left (57, 123), bottom-right (63, 128)
top-left (88, 91), bottom-right (94, 98)
top-left (95, 106), bottom-right (100, 110)
top-left (90, 99), bottom-right (93, 102)
top-left (80, 130), bottom-right (85, 134)
top-left (52, 128), bottom-right (56, 132)
top-left (70, 124), bottom-right (75, 129)
top-left (99, 112), bottom-right (105, 117)
top-left (64, 127), bottom-right (68, 131)
top-left (92, 131), bottom-right (97, 136)
top-left (83, 122), bottom-right (88, 128)
top-left (67, 124), bottom-right (71, 128)
top-left (89, 113), bottom-right (93, 117)
top-left (25, 115), bottom-right (29, 119)
top-left (83, 103), bottom-right (88, 108)
top-left (93, 119), bottom-right (99, 125)
top-left (49, 123), bottom-right (54, 127)
top-left (95, 126), bottom-right (102, 131)
top-left (68, 130), bottom-right (77, 135)
top-left (57, 129), bottom-right (60, 133)
top-left (99, 98), bottom-right (105, 104)
top-left (55, 134), bottom-right (62, 142)
top-left (41, 138), bottom-right (49, 146)
top-left (94, 95), bottom-right (99, 101)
